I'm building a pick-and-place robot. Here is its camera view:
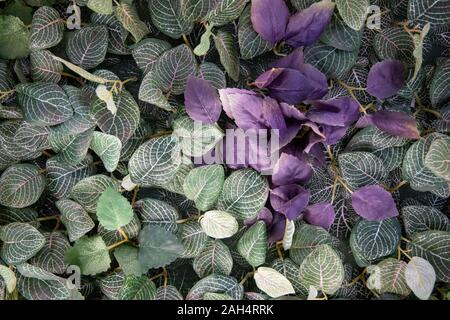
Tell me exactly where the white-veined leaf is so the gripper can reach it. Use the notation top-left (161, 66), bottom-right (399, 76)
top-left (115, 3), bottom-right (149, 43)
top-left (193, 239), bottom-right (233, 278)
top-left (0, 164), bottom-right (46, 209)
top-left (66, 25), bottom-right (108, 69)
top-left (298, 244), bottom-right (345, 295)
top-left (367, 258), bottom-right (410, 296)
top-left (0, 222), bottom-right (45, 264)
top-left (30, 49), bottom-right (63, 83)
top-left (200, 210), bottom-right (238, 239)
top-left (90, 131), bottom-right (122, 172)
top-left (237, 221), bottom-right (267, 267)
top-left (183, 165), bottom-right (224, 211)
top-left (55, 199), bottom-right (95, 242)
top-left (131, 38), bottom-right (172, 75)
top-left (254, 266), bottom-right (295, 298)
top-left (128, 135), bottom-right (182, 187)
top-left (179, 221), bottom-right (208, 258)
top-left (186, 274), bottom-right (243, 300)
top-left (405, 256), bottom-right (436, 300)
top-left (402, 205), bottom-right (450, 236)
top-left (29, 6), bottom-right (64, 50)
top-left (29, 231), bottom-right (69, 274)
top-left (118, 275), bottom-right (156, 300)
top-left (217, 169), bottom-right (269, 220)
top-left (134, 198), bottom-right (180, 233)
top-left (214, 30), bottom-right (240, 82)
top-left (149, 0), bottom-right (193, 39)
top-left (336, 0), bottom-right (369, 31)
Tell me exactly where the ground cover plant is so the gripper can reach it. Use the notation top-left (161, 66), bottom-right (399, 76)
top-left (0, 0), bottom-right (449, 300)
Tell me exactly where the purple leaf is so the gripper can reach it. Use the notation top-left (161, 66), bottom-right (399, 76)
top-left (270, 184), bottom-right (310, 220)
top-left (367, 60), bottom-right (406, 99)
top-left (363, 110), bottom-right (420, 139)
top-left (303, 202), bottom-right (335, 230)
top-left (185, 76), bottom-right (222, 124)
top-left (307, 97), bottom-right (360, 127)
top-left (284, 0), bottom-right (335, 47)
top-left (321, 125), bottom-right (348, 145)
top-left (218, 88), bottom-right (259, 120)
top-left (255, 66), bottom-right (328, 104)
top-left (268, 212), bottom-right (286, 244)
top-left (269, 48), bottom-right (304, 69)
top-left (250, 0), bottom-right (290, 44)
top-left (351, 185), bottom-right (399, 221)
top-left (272, 153), bottom-right (313, 186)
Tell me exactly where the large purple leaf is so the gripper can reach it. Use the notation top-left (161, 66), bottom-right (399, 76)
top-left (270, 184), bottom-right (310, 220)
top-left (250, 0), bottom-right (290, 44)
top-left (303, 202), bottom-right (335, 230)
top-left (351, 185), bottom-right (399, 221)
top-left (367, 60), bottom-right (406, 99)
top-left (185, 76), bottom-right (222, 124)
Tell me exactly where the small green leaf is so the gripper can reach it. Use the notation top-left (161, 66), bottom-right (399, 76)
top-left (97, 187), bottom-right (134, 231)
top-left (237, 221), bottom-right (267, 267)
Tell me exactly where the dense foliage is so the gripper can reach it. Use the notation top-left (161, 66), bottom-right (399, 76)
top-left (0, 0), bottom-right (449, 301)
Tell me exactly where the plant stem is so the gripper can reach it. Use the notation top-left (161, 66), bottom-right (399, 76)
top-left (117, 227), bottom-right (128, 241)
top-left (37, 215), bottom-right (60, 222)
top-left (335, 175), bottom-right (353, 194)
top-left (182, 34), bottom-right (193, 51)
top-left (388, 180), bottom-right (408, 193)
top-left (131, 186), bottom-right (139, 206)
top-left (239, 270), bottom-right (255, 285)
top-left (106, 239), bottom-right (129, 251)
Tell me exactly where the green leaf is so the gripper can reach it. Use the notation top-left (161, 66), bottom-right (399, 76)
top-left (183, 165), bottom-right (224, 211)
top-left (0, 207), bottom-right (38, 227)
top-left (16, 263), bottom-right (70, 300)
top-left (430, 58), bottom-right (450, 107)
top-left (217, 169), bottom-right (269, 220)
top-left (254, 266), bottom-right (295, 298)
top-left (200, 210), bottom-right (238, 239)
top-left (238, 6), bottom-right (273, 59)
top-left (402, 205), bottom-right (450, 236)
top-left (118, 275), bottom-right (156, 300)
top-left (16, 83), bottom-right (73, 126)
top-left (204, 0), bottom-right (248, 27)
top-left (425, 136), bottom-right (450, 182)
top-left (135, 198), bottom-right (180, 233)
top-left (29, 231), bottom-right (69, 274)
top-left (194, 23), bottom-right (213, 56)
top-left (350, 218), bottom-right (401, 267)
top-left (179, 221), bottom-right (208, 258)
top-left (367, 258), bottom-right (410, 296)
top-left (336, 0), bottom-right (369, 31)
top-left (48, 129), bottom-right (94, 166)
top-left (29, 6), bottom-right (63, 50)
top-left (186, 274), bottom-right (243, 300)
top-left (97, 187), bottom-right (133, 231)
top-left (198, 62), bottom-right (227, 89)
top-left (70, 174), bottom-right (121, 213)
top-left (30, 49), bottom-right (63, 83)
top-left (407, 230), bottom-right (450, 282)
top-left (0, 265), bottom-right (17, 293)
top-left (55, 199), bottom-right (96, 242)
top-left (46, 155), bottom-right (96, 199)
top-left (87, 0), bottom-right (113, 15)
top-left (99, 214), bottom-right (141, 246)
top-left (405, 256), bottom-right (436, 300)
top-left (304, 43), bottom-right (358, 79)
top-left (90, 132), bottom-right (122, 172)
top-left (403, 133), bottom-right (448, 192)
top-left (0, 164), bottom-right (46, 209)
top-left (290, 223), bottom-right (337, 265)
top-left (115, 3), bottom-right (149, 43)
top-left (213, 30), bottom-right (240, 82)
top-left (154, 44), bottom-right (197, 95)
top-left (374, 27), bottom-right (414, 64)
top-left (128, 136), bottom-right (182, 187)
top-left (193, 239), bottom-right (233, 278)
top-left (181, 0), bottom-right (214, 23)
top-left (113, 245), bottom-right (143, 276)
top-left (3, 0), bottom-right (33, 25)
top-left (299, 244), bottom-right (344, 295)
top-left (149, 0), bottom-right (193, 39)
top-left (172, 116), bottom-right (224, 157)
top-left (408, 0), bottom-right (450, 28)
top-left (99, 271), bottom-right (125, 300)
top-left (65, 235), bottom-right (111, 276)
top-left (138, 70), bottom-right (173, 111)
top-left (320, 13), bottom-right (363, 51)
top-left (0, 15), bottom-right (30, 59)
top-left (0, 222), bottom-right (45, 264)
top-left (237, 221), bottom-right (267, 267)
top-left (271, 258), bottom-right (308, 296)
top-left (92, 90), bottom-right (140, 144)
top-left (66, 25), bottom-right (108, 69)
top-left (138, 225), bottom-right (184, 271)
top-left (131, 38), bottom-right (172, 75)
top-left (412, 23), bottom-right (431, 81)
top-left (156, 285), bottom-right (183, 300)
top-left (338, 151), bottom-right (387, 189)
